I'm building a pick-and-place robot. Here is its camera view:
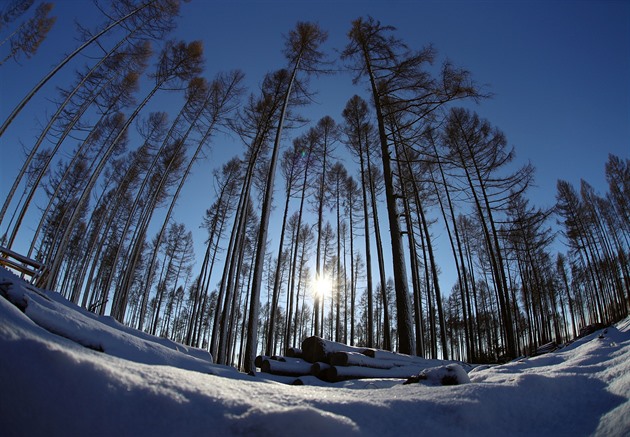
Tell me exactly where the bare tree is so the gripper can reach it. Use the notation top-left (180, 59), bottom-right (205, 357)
top-left (311, 116), bottom-right (338, 336)
top-left (137, 71), bottom-right (243, 323)
top-left (284, 131), bottom-right (318, 349)
top-left (7, 41), bottom-right (152, 251)
top-left (212, 68), bottom-right (291, 364)
top-left (327, 161), bottom-right (348, 343)
top-left (0, 2), bottom-right (56, 66)
top-left (343, 175), bottom-right (360, 346)
top-left (0, 0), bottom-right (34, 31)
top-left (186, 157), bottom-right (242, 347)
top-left (343, 16), bottom-right (481, 355)
top-left (342, 95), bottom-right (375, 347)
top-left (443, 108), bottom-right (533, 359)
top-left (45, 39), bottom-right (204, 290)
top-left (0, 0), bottom-right (182, 233)
top-left (244, 22), bottom-right (327, 374)
top-left (0, 0), bottom-right (182, 137)
top-left (265, 143), bottom-right (304, 355)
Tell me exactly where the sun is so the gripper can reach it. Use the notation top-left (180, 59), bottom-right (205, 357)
top-left (313, 275), bottom-right (331, 299)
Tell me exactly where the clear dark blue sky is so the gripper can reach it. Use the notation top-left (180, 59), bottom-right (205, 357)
top-left (1, 0), bottom-right (629, 295)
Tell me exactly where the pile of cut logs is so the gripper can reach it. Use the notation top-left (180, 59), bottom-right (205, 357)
top-left (255, 336), bottom-right (466, 384)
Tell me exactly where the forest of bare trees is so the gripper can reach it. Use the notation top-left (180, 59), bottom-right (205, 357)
top-left (1, 1), bottom-right (628, 370)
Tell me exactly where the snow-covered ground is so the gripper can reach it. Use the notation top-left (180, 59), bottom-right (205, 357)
top-left (1, 267), bottom-right (628, 436)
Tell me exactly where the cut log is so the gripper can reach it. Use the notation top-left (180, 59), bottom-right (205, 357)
top-left (260, 357), bottom-right (313, 377)
top-left (319, 364), bottom-right (426, 383)
top-left (361, 349), bottom-right (454, 370)
top-left (255, 355), bottom-right (287, 368)
top-left (363, 349), bottom-right (425, 363)
top-left (329, 351), bottom-right (397, 369)
top-left (254, 355), bottom-right (269, 368)
top-left (310, 361), bottom-right (331, 376)
top-left (285, 347), bottom-right (303, 358)
top-left (301, 336), bottom-right (371, 363)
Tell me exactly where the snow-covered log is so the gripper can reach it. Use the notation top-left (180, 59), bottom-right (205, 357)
top-left (363, 348), bottom-right (431, 365)
top-left (329, 351), bottom-right (396, 369)
top-left (310, 361), bottom-right (331, 376)
top-left (285, 347), bottom-right (303, 358)
top-left (319, 364), bottom-right (424, 382)
top-left (532, 341), bottom-right (558, 356)
top-left (254, 355), bottom-right (269, 368)
top-left (261, 357), bottom-right (313, 376)
top-left (255, 355), bottom-right (287, 368)
top-left (301, 336), bottom-right (372, 363)
top-left (258, 337), bottom-right (472, 384)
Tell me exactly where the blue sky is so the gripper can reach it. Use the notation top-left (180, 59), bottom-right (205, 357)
top-left (1, 0), bottom-right (629, 296)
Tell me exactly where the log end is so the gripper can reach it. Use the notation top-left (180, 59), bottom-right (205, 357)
top-left (301, 336), bottom-right (328, 363)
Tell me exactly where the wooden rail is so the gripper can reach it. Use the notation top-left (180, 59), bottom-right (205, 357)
top-left (0, 245), bottom-right (47, 285)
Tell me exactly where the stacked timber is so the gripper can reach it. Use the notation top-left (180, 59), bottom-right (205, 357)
top-left (255, 336), bottom-right (471, 385)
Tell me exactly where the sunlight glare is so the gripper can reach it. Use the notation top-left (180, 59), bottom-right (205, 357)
top-left (313, 275), bottom-right (331, 299)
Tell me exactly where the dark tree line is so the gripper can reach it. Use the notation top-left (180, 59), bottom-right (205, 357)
top-left (1, 5), bottom-right (628, 369)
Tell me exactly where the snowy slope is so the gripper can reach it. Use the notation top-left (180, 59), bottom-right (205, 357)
top-left (1, 267), bottom-right (628, 436)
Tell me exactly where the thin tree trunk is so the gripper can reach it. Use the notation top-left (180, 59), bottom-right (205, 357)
top-left (365, 159), bottom-right (391, 350)
top-left (362, 48), bottom-right (415, 355)
top-left (45, 81), bottom-right (165, 290)
top-left (244, 57), bottom-right (300, 374)
top-left (265, 186), bottom-right (292, 355)
top-left (285, 146), bottom-right (313, 348)
top-left (358, 149), bottom-right (374, 348)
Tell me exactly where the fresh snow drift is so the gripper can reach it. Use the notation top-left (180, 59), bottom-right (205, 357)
top-left (1, 267), bottom-right (629, 436)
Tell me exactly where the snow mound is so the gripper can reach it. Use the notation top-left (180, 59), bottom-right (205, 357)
top-left (228, 404), bottom-right (360, 435)
top-left (0, 268), bottom-right (235, 377)
top-left (404, 363), bottom-right (471, 385)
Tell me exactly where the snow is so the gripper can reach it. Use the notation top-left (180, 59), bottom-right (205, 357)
top-left (1, 267), bottom-right (629, 436)
top-left (1, 274), bottom-right (224, 374)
